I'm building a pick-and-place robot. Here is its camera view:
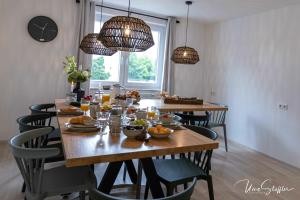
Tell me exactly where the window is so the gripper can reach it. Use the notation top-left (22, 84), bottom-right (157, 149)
top-left (90, 11), bottom-right (167, 90)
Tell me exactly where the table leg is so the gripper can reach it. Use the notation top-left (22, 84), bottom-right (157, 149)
top-left (98, 161), bottom-right (123, 194)
top-left (136, 160), bottom-right (143, 199)
top-left (140, 157), bottom-right (164, 198)
top-left (124, 160), bottom-right (137, 184)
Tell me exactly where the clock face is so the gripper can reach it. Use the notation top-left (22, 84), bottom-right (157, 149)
top-left (28, 16), bottom-right (58, 42)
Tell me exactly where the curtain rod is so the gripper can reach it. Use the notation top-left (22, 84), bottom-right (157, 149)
top-left (96, 4), bottom-right (168, 21)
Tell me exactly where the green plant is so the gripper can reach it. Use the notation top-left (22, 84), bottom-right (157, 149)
top-left (63, 56), bottom-right (91, 83)
top-left (91, 56), bottom-right (111, 80)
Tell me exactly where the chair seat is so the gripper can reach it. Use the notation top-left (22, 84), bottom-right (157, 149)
top-left (153, 158), bottom-right (207, 185)
top-left (41, 165), bottom-right (96, 196)
top-left (47, 128), bottom-right (61, 141)
top-left (207, 122), bottom-right (224, 128)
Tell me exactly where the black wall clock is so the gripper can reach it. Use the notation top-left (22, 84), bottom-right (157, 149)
top-left (28, 16), bottom-right (58, 42)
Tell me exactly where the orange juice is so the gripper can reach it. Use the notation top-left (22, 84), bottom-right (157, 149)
top-left (80, 104), bottom-right (90, 112)
top-left (102, 94), bottom-right (110, 103)
top-left (147, 111), bottom-right (156, 119)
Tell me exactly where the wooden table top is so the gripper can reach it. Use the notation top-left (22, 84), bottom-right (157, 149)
top-left (55, 99), bottom-right (219, 167)
top-left (138, 99), bottom-right (228, 112)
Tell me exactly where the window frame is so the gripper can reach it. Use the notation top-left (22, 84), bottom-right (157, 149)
top-left (90, 12), bottom-right (166, 91)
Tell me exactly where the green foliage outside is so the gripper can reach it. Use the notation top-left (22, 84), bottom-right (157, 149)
top-left (128, 53), bottom-right (156, 81)
top-left (91, 54), bottom-right (156, 81)
top-left (91, 56), bottom-right (110, 80)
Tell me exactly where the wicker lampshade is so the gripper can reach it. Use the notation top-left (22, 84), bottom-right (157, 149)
top-left (171, 1), bottom-right (200, 65)
top-left (171, 46), bottom-right (199, 64)
top-left (98, 16), bottom-right (154, 52)
top-left (80, 33), bottom-right (117, 56)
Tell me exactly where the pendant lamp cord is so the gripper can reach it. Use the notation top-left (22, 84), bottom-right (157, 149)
top-left (128, 0), bottom-right (131, 17)
top-left (184, 3), bottom-right (190, 47)
top-left (100, 0), bottom-right (103, 26)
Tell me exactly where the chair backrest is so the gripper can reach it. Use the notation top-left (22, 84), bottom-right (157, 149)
top-left (16, 114), bottom-right (54, 133)
top-left (89, 177), bottom-right (197, 200)
top-left (9, 128), bottom-right (60, 195)
top-left (182, 125), bottom-right (218, 174)
top-left (174, 112), bottom-right (209, 127)
top-left (29, 103), bottom-right (56, 117)
top-left (207, 102), bottom-right (228, 124)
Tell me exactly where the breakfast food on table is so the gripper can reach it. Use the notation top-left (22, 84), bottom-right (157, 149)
top-left (69, 115), bottom-right (93, 125)
top-left (132, 119), bottom-right (148, 127)
top-left (126, 106), bottom-right (137, 114)
top-left (126, 90), bottom-right (141, 102)
top-left (148, 125), bottom-right (171, 135)
top-left (60, 107), bottom-right (80, 113)
top-left (159, 113), bottom-right (173, 123)
top-left (101, 103), bottom-right (112, 112)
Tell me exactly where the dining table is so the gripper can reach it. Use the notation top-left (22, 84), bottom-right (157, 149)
top-left (138, 98), bottom-right (228, 112)
top-left (55, 98), bottom-right (220, 198)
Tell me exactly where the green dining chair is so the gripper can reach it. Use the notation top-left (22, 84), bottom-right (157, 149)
top-left (144, 126), bottom-right (218, 200)
top-left (9, 127), bottom-right (97, 200)
top-left (90, 177), bottom-right (197, 200)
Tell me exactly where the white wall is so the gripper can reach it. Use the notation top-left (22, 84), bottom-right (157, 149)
top-left (0, 0), bottom-right (79, 140)
top-left (173, 19), bottom-right (206, 97)
top-left (203, 4), bottom-right (300, 168)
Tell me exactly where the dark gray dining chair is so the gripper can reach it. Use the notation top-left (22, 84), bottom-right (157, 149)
top-left (9, 127), bottom-right (97, 200)
top-left (207, 102), bottom-right (228, 152)
top-left (144, 126), bottom-right (218, 200)
top-left (29, 103), bottom-right (60, 142)
top-left (90, 177), bottom-right (197, 200)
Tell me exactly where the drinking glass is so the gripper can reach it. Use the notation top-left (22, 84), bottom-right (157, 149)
top-left (80, 99), bottom-right (90, 115)
top-left (147, 106), bottom-right (157, 120)
top-left (97, 111), bottom-right (110, 135)
top-left (102, 94), bottom-right (111, 104)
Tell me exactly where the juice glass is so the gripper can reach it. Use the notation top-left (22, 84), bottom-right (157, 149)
top-left (80, 99), bottom-right (90, 115)
top-left (102, 94), bottom-right (110, 104)
top-left (147, 106), bottom-right (157, 120)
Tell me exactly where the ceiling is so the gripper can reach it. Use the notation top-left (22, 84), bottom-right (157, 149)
top-left (102, 0), bottom-right (300, 23)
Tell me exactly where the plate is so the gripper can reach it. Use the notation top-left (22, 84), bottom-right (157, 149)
top-left (148, 128), bottom-right (174, 139)
top-left (65, 123), bottom-right (100, 132)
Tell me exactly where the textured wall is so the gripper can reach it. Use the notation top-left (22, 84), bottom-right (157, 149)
top-left (174, 19), bottom-right (206, 97)
top-left (0, 0), bottom-right (79, 140)
top-left (203, 4), bottom-right (300, 168)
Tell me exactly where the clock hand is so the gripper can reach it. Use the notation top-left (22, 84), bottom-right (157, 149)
top-left (42, 23), bottom-right (48, 30)
top-left (33, 23), bottom-right (43, 30)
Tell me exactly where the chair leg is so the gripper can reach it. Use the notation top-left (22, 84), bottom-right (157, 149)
top-left (144, 180), bottom-right (150, 199)
top-left (79, 191), bottom-right (85, 200)
top-left (223, 124), bottom-right (228, 152)
top-left (207, 175), bottom-right (215, 200)
top-left (166, 185), bottom-right (174, 196)
top-left (123, 164), bottom-right (127, 182)
top-left (21, 182), bottom-right (26, 193)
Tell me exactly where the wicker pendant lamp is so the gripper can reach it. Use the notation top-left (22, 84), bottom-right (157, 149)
top-left (79, 0), bottom-right (117, 56)
top-left (97, 0), bottom-right (154, 52)
top-left (171, 1), bottom-right (199, 64)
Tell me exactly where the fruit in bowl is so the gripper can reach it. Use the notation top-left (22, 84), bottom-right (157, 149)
top-left (101, 103), bottom-right (112, 112)
top-left (132, 119), bottom-right (148, 126)
top-left (147, 125), bottom-right (174, 138)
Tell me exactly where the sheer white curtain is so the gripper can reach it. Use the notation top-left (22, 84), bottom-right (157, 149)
top-left (162, 17), bottom-right (176, 95)
top-left (77, 0), bottom-right (96, 93)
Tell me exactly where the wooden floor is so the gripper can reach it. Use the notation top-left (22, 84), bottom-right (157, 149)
top-left (1, 135), bottom-right (299, 200)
